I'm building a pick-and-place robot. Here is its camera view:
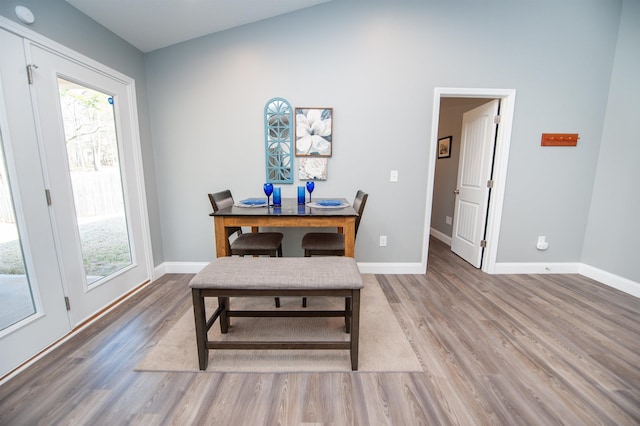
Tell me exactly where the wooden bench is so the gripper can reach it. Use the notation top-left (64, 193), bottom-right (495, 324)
top-left (189, 257), bottom-right (364, 370)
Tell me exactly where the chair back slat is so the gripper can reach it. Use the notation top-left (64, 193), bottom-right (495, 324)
top-left (353, 190), bottom-right (368, 235)
top-left (209, 190), bottom-right (234, 212)
top-left (208, 190), bottom-right (241, 236)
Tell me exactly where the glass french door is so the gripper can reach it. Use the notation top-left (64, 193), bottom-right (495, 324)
top-left (0, 134), bottom-right (34, 330)
top-left (0, 27), bottom-right (152, 377)
top-left (0, 29), bottom-right (70, 378)
top-left (30, 44), bottom-right (152, 325)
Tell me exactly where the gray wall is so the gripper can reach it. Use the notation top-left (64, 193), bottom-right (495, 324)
top-left (582, 0), bottom-right (640, 283)
top-left (0, 0), bottom-right (164, 265)
top-left (145, 0), bottom-right (623, 266)
top-left (2, 0), bottom-right (636, 284)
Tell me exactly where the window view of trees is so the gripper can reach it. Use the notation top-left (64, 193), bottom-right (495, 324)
top-left (58, 79), bottom-right (132, 284)
top-left (58, 82), bottom-right (119, 172)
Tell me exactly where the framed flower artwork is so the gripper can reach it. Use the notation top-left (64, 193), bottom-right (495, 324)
top-left (298, 157), bottom-right (328, 180)
top-left (295, 107), bottom-right (332, 157)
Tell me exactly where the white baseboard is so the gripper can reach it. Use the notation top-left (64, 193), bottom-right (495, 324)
top-left (160, 262), bottom-right (209, 274)
top-left (493, 262), bottom-right (582, 274)
top-left (580, 264), bottom-right (640, 298)
top-left (356, 262), bottom-right (425, 274)
top-left (153, 263), bottom-right (167, 278)
top-left (157, 260), bottom-right (639, 299)
top-left (430, 228), bottom-right (452, 246)
top-left (494, 262), bottom-right (639, 299)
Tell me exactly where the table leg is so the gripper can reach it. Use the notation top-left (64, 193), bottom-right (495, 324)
top-left (214, 217), bottom-right (230, 257)
top-left (343, 218), bottom-right (356, 257)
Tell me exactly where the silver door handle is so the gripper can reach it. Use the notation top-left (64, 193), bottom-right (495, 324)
top-left (454, 189), bottom-right (460, 195)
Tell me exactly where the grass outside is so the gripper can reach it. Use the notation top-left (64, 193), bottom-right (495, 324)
top-left (0, 216), bottom-right (131, 277)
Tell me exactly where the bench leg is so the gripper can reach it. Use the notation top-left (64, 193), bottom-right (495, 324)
top-left (192, 289), bottom-right (208, 370)
top-left (218, 297), bottom-right (230, 333)
top-left (345, 297), bottom-right (351, 333)
top-left (350, 289), bottom-right (361, 371)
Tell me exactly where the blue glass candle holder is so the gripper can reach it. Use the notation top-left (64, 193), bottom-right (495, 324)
top-left (297, 186), bottom-right (305, 204)
top-left (273, 187), bottom-right (281, 206)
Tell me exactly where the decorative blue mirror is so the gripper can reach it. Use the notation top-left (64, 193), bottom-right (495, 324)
top-left (264, 97), bottom-right (293, 183)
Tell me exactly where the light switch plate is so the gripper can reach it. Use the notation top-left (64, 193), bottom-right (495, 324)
top-left (390, 170), bottom-right (398, 182)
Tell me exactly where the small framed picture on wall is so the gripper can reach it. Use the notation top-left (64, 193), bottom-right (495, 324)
top-left (438, 136), bottom-right (452, 159)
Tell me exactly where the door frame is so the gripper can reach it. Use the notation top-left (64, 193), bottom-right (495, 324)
top-left (423, 88), bottom-right (516, 273)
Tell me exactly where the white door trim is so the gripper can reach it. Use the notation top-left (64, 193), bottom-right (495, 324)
top-left (423, 87), bottom-right (516, 274)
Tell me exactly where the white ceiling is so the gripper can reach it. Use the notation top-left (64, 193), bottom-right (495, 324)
top-left (64, 0), bottom-right (332, 53)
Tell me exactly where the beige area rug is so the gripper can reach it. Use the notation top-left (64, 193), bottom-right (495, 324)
top-left (136, 275), bottom-right (423, 373)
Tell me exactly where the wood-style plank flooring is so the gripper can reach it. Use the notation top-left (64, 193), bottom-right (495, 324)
top-left (1, 238), bottom-right (639, 425)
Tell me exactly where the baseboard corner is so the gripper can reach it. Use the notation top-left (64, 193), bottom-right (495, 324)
top-left (580, 264), bottom-right (640, 298)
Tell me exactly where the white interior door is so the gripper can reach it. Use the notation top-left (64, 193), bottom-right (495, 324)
top-left (451, 100), bottom-right (499, 267)
top-left (29, 44), bottom-right (152, 325)
top-left (0, 29), bottom-right (70, 378)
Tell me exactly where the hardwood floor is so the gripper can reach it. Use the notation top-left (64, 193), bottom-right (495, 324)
top-left (1, 238), bottom-right (639, 425)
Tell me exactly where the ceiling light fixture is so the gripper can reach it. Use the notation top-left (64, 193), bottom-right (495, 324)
top-left (15, 5), bottom-right (35, 25)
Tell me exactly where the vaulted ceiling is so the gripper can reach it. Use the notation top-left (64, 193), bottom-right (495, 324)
top-left (65, 0), bottom-right (332, 52)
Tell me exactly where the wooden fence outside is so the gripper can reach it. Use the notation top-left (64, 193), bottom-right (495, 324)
top-left (0, 169), bottom-right (123, 223)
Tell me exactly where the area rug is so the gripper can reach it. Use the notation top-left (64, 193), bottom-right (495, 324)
top-left (136, 274), bottom-right (423, 373)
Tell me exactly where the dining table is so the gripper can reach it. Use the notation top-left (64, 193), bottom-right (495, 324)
top-left (210, 197), bottom-right (359, 258)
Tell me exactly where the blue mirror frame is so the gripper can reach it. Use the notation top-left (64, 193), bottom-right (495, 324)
top-left (264, 97), bottom-right (293, 183)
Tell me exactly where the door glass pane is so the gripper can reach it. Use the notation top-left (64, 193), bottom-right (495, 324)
top-left (57, 78), bottom-right (132, 286)
top-left (0, 130), bottom-right (36, 330)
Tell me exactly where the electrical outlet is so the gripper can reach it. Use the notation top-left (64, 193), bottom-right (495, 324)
top-left (390, 170), bottom-right (398, 182)
top-left (445, 216), bottom-right (452, 225)
top-left (379, 236), bottom-right (387, 247)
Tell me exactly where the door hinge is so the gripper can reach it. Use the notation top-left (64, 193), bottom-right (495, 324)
top-left (26, 64), bottom-right (38, 84)
top-left (480, 240), bottom-right (487, 248)
top-left (487, 180), bottom-right (494, 188)
top-left (64, 296), bottom-right (71, 311)
top-left (45, 189), bottom-right (52, 205)
top-left (494, 115), bottom-right (501, 124)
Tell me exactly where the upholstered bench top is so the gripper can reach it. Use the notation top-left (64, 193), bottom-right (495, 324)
top-left (189, 257), bottom-right (363, 290)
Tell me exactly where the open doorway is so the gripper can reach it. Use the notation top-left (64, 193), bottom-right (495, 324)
top-left (422, 88), bottom-right (516, 274)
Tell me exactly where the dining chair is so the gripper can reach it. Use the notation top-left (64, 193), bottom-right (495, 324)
top-left (300, 190), bottom-right (368, 307)
top-left (301, 190), bottom-right (368, 256)
top-left (208, 190), bottom-right (284, 307)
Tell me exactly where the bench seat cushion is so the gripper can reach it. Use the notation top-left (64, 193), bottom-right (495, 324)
top-left (189, 257), bottom-right (363, 290)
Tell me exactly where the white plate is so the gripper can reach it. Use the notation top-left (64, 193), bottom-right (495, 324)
top-left (236, 198), bottom-right (268, 208)
top-left (306, 201), bottom-right (350, 209)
